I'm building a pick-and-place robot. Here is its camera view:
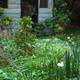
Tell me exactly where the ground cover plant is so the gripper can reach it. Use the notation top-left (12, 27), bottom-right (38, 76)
top-left (0, 31), bottom-right (80, 80)
top-left (0, 1), bottom-right (80, 79)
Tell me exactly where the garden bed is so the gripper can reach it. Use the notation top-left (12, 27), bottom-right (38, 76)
top-left (0, 34), bottom-right (80, 80)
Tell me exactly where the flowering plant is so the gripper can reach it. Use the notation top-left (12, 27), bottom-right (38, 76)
top-left (57, 62), bottom-right (64, 67)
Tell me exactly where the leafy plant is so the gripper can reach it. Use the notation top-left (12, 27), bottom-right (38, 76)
top-left (53, 0), bottom-right (71, 27)
top-left (0, 29), bottom-right (80, 80)
top-left (1, 16), bottom-right (14, 28)
top-left (34, 17), bottom-right (55, 37)
top-left (34, 22), bottom-right (44, 37)
top-left (0, 7), bottom-right (5, 15)
top-left (44, 17), bottom-right (54, 27)
top-left (53, 0), bottom-right (71, 34)
top-left (15, 16), bottom-right (36, 55)
top-left (54, 24), bottom-right (63, 33)
top-left (0, 7), bottom-right (14, 30)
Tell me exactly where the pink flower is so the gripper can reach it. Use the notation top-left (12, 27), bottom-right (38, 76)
top-left (41, 63), bottom-right (43, 67)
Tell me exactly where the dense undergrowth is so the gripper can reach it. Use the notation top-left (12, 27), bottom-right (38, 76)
top-left (0, 0), bottom-right (80, 79)
top-left (0, 33), bottom-right (80, 80)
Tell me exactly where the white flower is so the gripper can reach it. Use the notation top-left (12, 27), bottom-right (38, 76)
top-left (0, 69), bottom-right (2, 73)
top-left (4, 46), bottom-right (7, 49)
top-left (52, 44), bottom-right (55, 46)
top-left (3, 73), bottom-right (7, 77)
top-left (55, 38), bottom-right (58, 41)
top-left (48, 60), bottom-right (50, 63)
top-left (67, 37), bottom-right (70, 39)
top-left (57, 62), bottom-right (64, 67)
top-left (57, 63), bottom-right (61, 67)
top-left (13, 77), bottom-right (17, 80)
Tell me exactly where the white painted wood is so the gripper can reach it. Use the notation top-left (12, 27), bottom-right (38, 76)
top-left (39, 8), bottom-right (52, 13)
top-left (39, 13), bottom-right (53, 17)
top-left (5, 9), bottom-right (21, 14)
top-left (48, 0), bottom-right (53, 9)
top-left (38, 0), bottom-right (53, 22)
top-left (38, 0), bottom-right (40, 22)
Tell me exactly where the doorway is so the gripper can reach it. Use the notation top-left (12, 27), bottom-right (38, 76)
top-left (0, 0), bottom-right (8, 8)
top-left (21, 0), bottom-right (38, 25)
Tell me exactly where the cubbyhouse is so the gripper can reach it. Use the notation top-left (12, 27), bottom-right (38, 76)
top-left (0, 0), bottom-right (53, 29)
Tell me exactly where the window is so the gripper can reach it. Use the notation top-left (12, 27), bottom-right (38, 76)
top-left (40, 0), bottom-right (48, 8)
top-left (0, 0), bottom-right (8, 8)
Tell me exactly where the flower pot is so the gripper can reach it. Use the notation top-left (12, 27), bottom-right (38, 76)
top-left (42, 27), bottom-right (53, 36)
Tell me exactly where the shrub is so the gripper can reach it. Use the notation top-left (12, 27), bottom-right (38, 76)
top-left (2, 16), bottom-right (14, 27)
top-left (0, 7), bottom-right (5, 15)
top-left (34, 22), bottom-right (44, 37)
top-left (53, 0), bottom-right (71, 34)
top-left (15, 16), bottom-right (36, 55)
top-left (0, 7), bottom-right (14, 30)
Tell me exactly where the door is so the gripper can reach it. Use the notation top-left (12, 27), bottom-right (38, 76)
top-left (38, 0), bottom-right (53, 22)
top-left (21, 0), bottom-right (38, 24)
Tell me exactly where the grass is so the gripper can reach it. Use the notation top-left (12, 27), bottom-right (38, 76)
top-left (0, 29), bottom-right (80, 80)
top-left (64, 28), bottom-right (80, 36)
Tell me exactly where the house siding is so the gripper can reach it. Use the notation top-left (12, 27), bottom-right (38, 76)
top-left (0, 0), bottom-right (21, 31)
top-left (38, 0), bottom-right (53, 22)
top-left (0, 0), bottom-right (53, 30)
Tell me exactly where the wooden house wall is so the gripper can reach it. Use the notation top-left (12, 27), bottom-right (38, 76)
top-left (38, 0), bottom-right (53, 22)
top-left (0, 0), bottom-right (21, 30)
top-left (0, 0), bottom-right (53, 29)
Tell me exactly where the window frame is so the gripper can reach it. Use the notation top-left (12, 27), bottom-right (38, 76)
top-left (40, 0), bottom-right (49, 8)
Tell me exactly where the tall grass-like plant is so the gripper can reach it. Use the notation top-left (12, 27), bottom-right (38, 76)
top-left (65, 51), bottom-right (70, 79)
top-left (71, 46), bottom-right (79, 79)
top-left (65, 43), bottom-right (80, 79)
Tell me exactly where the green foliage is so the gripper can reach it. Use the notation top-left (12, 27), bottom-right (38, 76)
top-left (44, 17), bottom-right (54, 27)
top-left (54, 0), bottom-right (71, 26)
top-left (15, 16), bottom-right (36, 55)
top-left (34, 22), bottom-right (44, 37)
top-left (3, 16), bottom-right (14, 26)
top-left (0, 7), bottom-right (14, 29)
top-left (54, 0), bottom-right (67, 11)
top-left (0, 30), bottom-right (80, 80)
top-left (0, 7), bottom-right (5, 16)
top-left (34, 0), bottom-right (71, 36)
top-left (54, 24), bottom-right (63, 33)
top-left (53, 0), bottom-right (71, 34)
top-left (34, 17), bottom-right (54, 37)
top-left (53, 7), bottom-right (71, 27)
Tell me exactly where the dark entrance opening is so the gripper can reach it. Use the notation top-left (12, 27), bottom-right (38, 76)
top-left (21, 0), bottom-right (38, 27)
top-left (0, 0), bottom-right (8, 8)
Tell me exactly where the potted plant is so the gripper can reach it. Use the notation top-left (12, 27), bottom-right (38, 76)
top-left (34, 17), bottom-right (54, 36)
top-left (42, 17), bottom-right (54, 35)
